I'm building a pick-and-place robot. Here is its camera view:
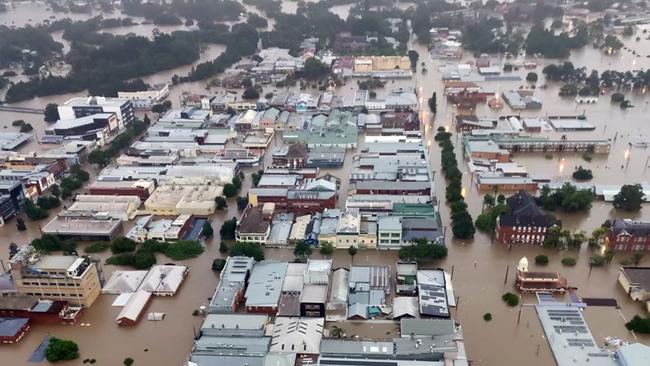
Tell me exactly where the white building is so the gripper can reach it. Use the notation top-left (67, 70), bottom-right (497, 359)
top-left (118, 83), bottom-right (169, 110)
top-left (58, 96), bottom-right (135, 130)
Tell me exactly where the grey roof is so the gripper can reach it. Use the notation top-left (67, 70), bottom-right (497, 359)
top-left (190, 355), bottom-right (264, 366)
top-left (355, 180), bottom-right (430, 191)
top-left (320, 339), bottom-right (393, 357)
top-left (201, 314), bottom-right (268, 333)
top-left (245, 261), bottom-right (288, 307)
top-left (417, 270), bottom-right (449, 318)
top-left (328, 268), bottom-right (349, 303)
top-left (349, 266), bottom-right (390, 292)
top-left (616, 343), bottom-right (650, 366)
top-left (379, 215), bottom-right (402, 232)
top-left (300, 284), bottom-right (328, 304)
top-left (400, 318), bottom-right (455, 337)
top-left (536, 303), bottom-right (617, 366)
top-left (209, 257), bottom-right (255, 312)
top-left (0, 317), bottom-right (28, 337)
top-left (193, 336), bottom-right (270, 356)
top-left (270, 317), bottom-right (324, 354)
top-left (393, 336), bottom-right (456, 357)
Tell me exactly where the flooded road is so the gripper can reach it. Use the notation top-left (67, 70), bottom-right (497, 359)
top-left (0, 3), bottom-right (650, 366)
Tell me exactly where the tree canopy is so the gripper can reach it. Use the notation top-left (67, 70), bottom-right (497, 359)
top-left (613, 184), bottom-right (644, 212)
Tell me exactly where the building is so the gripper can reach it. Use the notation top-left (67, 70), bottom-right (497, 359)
top-left (476, 174), bottom-right (538, 192)
top-left (455, 115), bottom-right (497, 132)
top-left (88, 180), bottom-right (155, 201)
top-left (270, 317), bottom-right (324, 354)
top-left (42, 212), bottom-right (123, 241)
top-left (464, 139), bottom-right (510, 162)
top-left (326, 268), bottom-right (349, 321)
top-left (515, 257), bottom-right (567, 294)
top-left (43, 113), bottom-right (119, 144)
top-left (118, 83), bottom-right (169, 110)
top-left (300, 285), bottom-right (328, 317)
top-left (208, 256), bottom-right (255, 313)
top-left (0, 317), bottom-right (29, 344)
top-left (417, 270), bottom-right (454, 318)
top-left (605, 219), bottom-right (650, 252)
top-left (236, 206), bottom-right (271, 244)
top-left (200, 314), bottom-right (269, 338)
top-left (0, 132), bottom-right (31, 151)
top-left (496, 191), bottom-right (559, 245)
top-left (67, 194), bottom-right (141, 221)
top-left (127, 214), bottom-right (194, 242)
top-left (272, 144), bottom-right (308, 168)
top-left (353, 56), bottom-right (410, 73)
top-left (9, 245), bottom-right (102, 307)
top-left (278, 262), bottom-right (307, 317)
top-left (0, 295), bottom-right (82, 324)
top-left (282, 110), bottom-right (358, 149)
top-left (248, 179), bottom-right (337, 216)
top-left (58, 96), bottom-right (135, 130)
top-left (144, 183), bottom-right (223, 216)
top-left (306, 146), bottom-right (346, 168)
top-left (396, 262), bottom-right (418, 296)
top-left (245, 261), bottom-right (288, 314)
top-left (618, 266), bottom-right (650, 313)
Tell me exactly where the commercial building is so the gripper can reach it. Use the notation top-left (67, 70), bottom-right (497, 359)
top-left (515, 257), bottom-right (567, 294)
top-left (67, 194), bottom-right (141, 221)
top-left (605, 219), bottom-right (650, 252)
top-left (0, 132), bottom-right (31, 151)
top-left (118, 83), bottom-right (169, 110)
top-left (326, 268), bottom-right (349, 321)
top-left (245, 261), bottom-right (288, 314)
top-left (42, 212), bottom-right (124, 241)
top-left (9, 245), bottom-right (102, 307)
top-left (455, 115), bottom-right (498, 132)
top-left (272, 144), bottom-right (308, 168)
top-left (144, 183), bottom-right (223, 216)
top-left (618, 266), bottom-right (650, 312)
top-left (0, 295), bottom-right (82, 324)
top-left (282, 110), bottom-right (358, 149)
top-left (58, 96), bottom-right (135, 130)
top-left (88, 180), bottom-right (155, 201)
top-left (0, 317), bottom-right (29, 343)
top-left (270, 317), bottom-right (324, 354)
top-left (496, 191), bottom-right (560, 245)
top-left (43, 113), bottom-right (118, 144)
top-left (248, 178), bottom-right (337, 216)
top-left (127, 214), bottom-right (194, 242)
top-left (208, 256), bottom-right (255, 313)
top-left (417, 269), bottom-right (454, 318)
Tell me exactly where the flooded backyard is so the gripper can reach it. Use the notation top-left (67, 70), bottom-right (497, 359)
top-left (0, 2), bottom-right (649, 365)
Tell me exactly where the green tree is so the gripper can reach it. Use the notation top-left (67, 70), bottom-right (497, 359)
top-left (111, 237), bottom-right (136, 254)
top-left (398, 239), bottom-right (448, 261)
top-left (46, 337), bottom-right (79, 362)
top-left (561, 257), bottom-right (577, 266)
top-left (330, 325), bottom-right (345, 338)
top-left (212, 258), bottom-right (226, 271)
top-left (482, 194), bottom-right (495, 212)
top-left (501, 292), bottom-right (519, 307)
top-left (215, 197), bottom-right (227, 210)
top-left (43, 103), bottom-right (60, 122)
top-left (242, 87), bottom-right (260, 100)
top-left (303, 57), bottom-right (330, 79)
top-left (223, 184), bottom-right (238, 198)
top-left (22, 198), bottom-right (48, 220)
top-left (230, 242), bottom-right (265, 261)
top-left (319, 241), bottom-right (334, 255)
top-left (572, 166), bottom-right (593, 180)
top-left (220, 217), bottom-right (237, 240)
top-left (526, 72), bottom-right (538, 82)
top-left (202, 221), bottom-right (214, 238)
top-left (348, 245), bottom-right (357, 262)
top-left (626, 315), bottom-right (650, 333)
top-left (613, 184), bottom-right (644, 212)
top-left (407, 50), bottom-right (419, 69)
top-left (124, 357), bottom-right (134, 366)
top-left (294, 241), bottom-right (313, 258)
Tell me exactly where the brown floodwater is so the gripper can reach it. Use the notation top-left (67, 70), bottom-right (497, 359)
top-left (1, 3), bottom-right (650, 366)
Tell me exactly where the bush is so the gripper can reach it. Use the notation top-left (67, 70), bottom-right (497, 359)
top-left (124, 358), bottom-right (134, 366)
top-left (611, 92), bottom-right (625, 103)
top-left (561, 257), bottom-right (577, 266)
top-left (212, 258), bottom-right (226, 271)
top-left (535, 255), bottom-right (549, 265)
top-left (219, 242), bottom-right (229, 253)
top-left (30, 234), bottom-right (72, 253)
top-left (483, 313), bottom-right (493, 321)
top-left (502, 292), bottom-right (519, 307)
top-left (22, 198), bottom-right (48, 220)
top-left (223, 183), bottom-right (238, 198)
top-left (572, 166), bottom-right (593, 181)
top-left (37, 196), bottom-right (61, 210)
top-left (202, 221), bottom-right (214, 238)
top-left (133, 249), bottom-right (157, 269)
top-left (46, 337), bottom-right (79, 362)
top-left (20, 123), bottom-right (34, 132)
top-left (237, 196), bottom-right (249, 210)
top-left (84, 242), bottom-right (109, 253)
top-left (398, 239), bottom-right (448, 261)
top-left (164, 241), bottom-right (204, 260)
top-left (590, 254), bottom-right (607, 267)
top-left (526, 72), bottom-right (538, 82)
top-left (11, 119), bottom-right (25, 127)
top-left (111, 237), bottom-right (136, 254)
top-left (626, 315), bottom-right (650, 333)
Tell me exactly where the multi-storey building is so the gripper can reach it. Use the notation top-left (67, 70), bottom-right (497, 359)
top-left (58, 96), bottom-right (135, 130)
top-left (496, 191), bottom-right (559, 245)
top-left (605, 219), bottom-right (650, 252)
top-left (8, 245), bottom-right (102, 307)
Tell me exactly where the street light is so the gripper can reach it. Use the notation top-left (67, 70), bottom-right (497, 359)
top-left (625, 147), bottom-right (631, 169)
top-left (559, 158), bottom-right (565, 175)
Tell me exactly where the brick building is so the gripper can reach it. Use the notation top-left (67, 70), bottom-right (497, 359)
top-left (496, 191), bottom-right (559, 245)
top-left (605, 219), bottom-right (650, 252)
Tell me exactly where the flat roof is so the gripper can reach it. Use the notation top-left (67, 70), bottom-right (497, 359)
top-left (245, 261), bottom-right (288, 307)
top-left (300, 284), bottom-right (328, 303)
top-left (32, 255), bottom-right (78, 271)
top-left (201, 314), bottom-right (268, 331)
top-left (42, 214), bottom-right (122, 235)
top-left (0, 317), bottom-right (29, 337)
top-left (0, 132), bottom-right (32, 151)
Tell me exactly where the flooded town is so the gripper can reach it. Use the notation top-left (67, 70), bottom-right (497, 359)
top-left (1, 1), bottom-right (650, 366)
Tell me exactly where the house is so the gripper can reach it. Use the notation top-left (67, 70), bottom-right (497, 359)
top-left (496, 191), bottom-right (559, 245)
top-left (605, 219), bottom-right (650, 252)
top-left (618, 266), bottom-right (650, 313)
top-left (236, 206), bottom-right (271, 244)
top-left (245, 261), bottom-right (288, 314)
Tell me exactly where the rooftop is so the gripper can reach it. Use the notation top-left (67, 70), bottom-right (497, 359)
top-left (245, 261), bottom-right (288, 307)
top-left (270, 317), bottom-right (324, 354)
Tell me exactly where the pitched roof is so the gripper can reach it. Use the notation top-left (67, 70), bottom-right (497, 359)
top-left (611, 219), bottom-right (650, 237)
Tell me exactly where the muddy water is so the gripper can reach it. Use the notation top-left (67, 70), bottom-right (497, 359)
top-left (0, 4), bottom-right (650, 366)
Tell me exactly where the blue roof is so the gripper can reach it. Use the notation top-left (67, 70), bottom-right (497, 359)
top-left (0, 317), bottom-right (29, 336)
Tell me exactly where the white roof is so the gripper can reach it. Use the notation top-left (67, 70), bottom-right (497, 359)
top-left (116, 290), bottom-right (152, 324)
top-left (270, 317), bottom-right (324, 354)
top-left (102, 270), bottom-right (148, 294)
top-left (139, 265), bottom-right (187, 295)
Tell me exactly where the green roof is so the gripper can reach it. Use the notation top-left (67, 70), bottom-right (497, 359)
top-left (392, 203), bottom-right (437, 217)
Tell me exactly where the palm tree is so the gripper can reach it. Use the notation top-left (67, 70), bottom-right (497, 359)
top-left (330, 325), bottom-right (344, 338)
top-left (348, 245), bottom-right (357, 264)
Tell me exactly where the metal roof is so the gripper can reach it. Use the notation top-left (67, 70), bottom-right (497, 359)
top-left (245, 261), bottom-right (288, 307)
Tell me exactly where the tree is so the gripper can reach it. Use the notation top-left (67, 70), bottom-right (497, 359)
top-left (407, 50), bottom-right (419, 69)
top-left (220, 218), bottom-right (237, 240)
top-left (236, 196), bottom-right (249, 210)
top-left (44, 103), bottom-right (60, 122)
top-left (202, 221), bottom-right (214, 238)
top-left (348, 245), bottom-right (357, 262)
top-left (303, 57), bottom-right (330, 79)
top-left (232, 176), bottom-right (242, 190)
top-left (428, 92), bottom-right (437, 114)
top-left (212, 258), bottom-right (226, 271)
top-left (242, 87), bottom-right (260, 100)
top-left (482, 194), bottom-right (495, 212)
top-left (572, 166), bottom-right (593, 180)
top-left (483, 313), bottom-right (493, 321)
top-left (22, 198), bottom-right (48, 220)
top-left (294, 241), bottom-right (313, 258)
top-left (613, 184), bottom-right (644, 212)
top-left (37, 196), bottom-right (60, 210)
top-left (626, 315), bottom-right (650, 334)
top-left (50, 184), bottom-right (61, 198)
top-left (46, 337), bottom-right (79, 362)
top-left (223, 183), bottom-right (238, 198)
top-left (230, 242), bottom-right (265, 261)
top-left (124, 358), bottom-right (135, 366)
top-left (111, 237), bottom-right (136, 254)
top-left (611, 93), bottom-right (625, 103)
top-left (398, 239), bottom-right (448, 261)
top-left (215, 197), bottom-right (228, 210)
top-left (535, 255), bottom-right (549, 265)
top-left (501, 292), bottom-right (519, 307)
top-left (252, 170), bottom-right (264, 187)
top-left (526, 72), bottom-right (538, 83)
top-left (20, 123), bottom-right (34, 132)
top-left (330, 325), bottom-right (345, 338)
top-left (632, 252), bottom-right (644, 266)
top-left (143, 114), bottom-right (151, 125)
top-left (319, 241), bottom-right (334, 255)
